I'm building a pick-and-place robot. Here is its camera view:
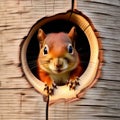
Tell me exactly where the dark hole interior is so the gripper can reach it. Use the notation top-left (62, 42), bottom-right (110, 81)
top-left (26, 19), bottom-right (90, 80)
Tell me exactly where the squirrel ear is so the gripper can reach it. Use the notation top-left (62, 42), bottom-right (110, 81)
top-left (68, 26), bottom-right (76, 47)
top-left (68, 26), bottom-right (76, 40)
top-left (37, 29), bottom-right (46, 47)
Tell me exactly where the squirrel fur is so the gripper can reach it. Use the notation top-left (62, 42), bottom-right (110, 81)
top-left (37, 27), bottom-right (83, 95)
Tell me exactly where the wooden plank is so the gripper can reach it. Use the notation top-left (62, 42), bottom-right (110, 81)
top-left (104, 50), bottom-right (120, 63)
top-left (0, 88), bottom-right (119, 120)
top-left (0, 0), bottom-right (120, 120)
top-left (0, 0), bottom-right (71, 89)
top-left (0, 89), bottom-right (46, 120)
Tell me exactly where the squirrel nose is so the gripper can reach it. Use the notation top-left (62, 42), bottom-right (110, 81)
top-left (56, 63), bottom-right (63, 68)
top-left (54, 58), bottom-right (63, 68)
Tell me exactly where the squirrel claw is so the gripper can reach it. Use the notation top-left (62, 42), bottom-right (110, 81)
top-left (44, 83), bottom-right (57, 95)
top-left (67, 77), bottom-right (80, 90)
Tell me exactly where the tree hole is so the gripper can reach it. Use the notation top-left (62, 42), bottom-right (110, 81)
top-left (26, 20), bottom-right (90, 82)
top-left (21, 10), bottom-right (102, 102)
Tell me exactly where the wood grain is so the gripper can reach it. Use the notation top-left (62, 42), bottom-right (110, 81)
top-left (0, 0), bottom-right (120, 120)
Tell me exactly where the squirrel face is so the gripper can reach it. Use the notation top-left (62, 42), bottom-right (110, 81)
top-left (37, 27), bottom-right (79, 74)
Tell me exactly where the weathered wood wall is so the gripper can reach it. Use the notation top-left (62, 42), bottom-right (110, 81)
top-left (0, 0), bottom-right (120, 120)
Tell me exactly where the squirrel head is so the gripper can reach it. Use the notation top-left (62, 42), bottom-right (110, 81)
top-left (37, 27), bottom-right (79, 74)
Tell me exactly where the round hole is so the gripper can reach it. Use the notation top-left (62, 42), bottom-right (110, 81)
top-left (26, 19), bottom-right (90, 82)
top-left (21, 10), bottom-right (102, 104)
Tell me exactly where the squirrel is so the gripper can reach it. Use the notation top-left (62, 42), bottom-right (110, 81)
top-left (37, 27), bottom-right (83, 95)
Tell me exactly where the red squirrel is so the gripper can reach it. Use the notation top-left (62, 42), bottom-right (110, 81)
top-left (37, 27), bottom-right (83, 95)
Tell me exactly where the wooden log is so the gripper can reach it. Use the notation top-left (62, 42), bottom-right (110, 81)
top-left (0, 0), bottom-right (120, 119)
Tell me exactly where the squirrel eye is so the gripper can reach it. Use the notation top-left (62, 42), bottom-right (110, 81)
top-left (43, 45), bottom-right (49, 55)
top-left (67, 44), bottom-right (73, 54)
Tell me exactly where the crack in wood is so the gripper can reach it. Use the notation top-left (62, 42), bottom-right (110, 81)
top-left (91, 11), bottom-right (112, 16)
top-left (0, 81), bottom-right (1, 87)
top-left (20, 92), bottom-right (26, 113)
top-left (95, 115), bottom-right (120, 118)
top-left (6, 74), bottom-right (25, 79)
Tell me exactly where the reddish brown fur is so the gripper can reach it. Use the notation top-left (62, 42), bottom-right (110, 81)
top-left (37, 27), bottom-right (83, 94)
top-left (37, 69), bottom-right (53, 86)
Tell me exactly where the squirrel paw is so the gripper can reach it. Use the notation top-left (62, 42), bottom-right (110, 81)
top-left (44, 83), bottom-right (57, 95)
top-left (67, 77), bottom-right (80, 90)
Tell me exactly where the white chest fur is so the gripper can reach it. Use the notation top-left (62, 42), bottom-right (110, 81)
top-left (50, 72), bottom-right (70, 85)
